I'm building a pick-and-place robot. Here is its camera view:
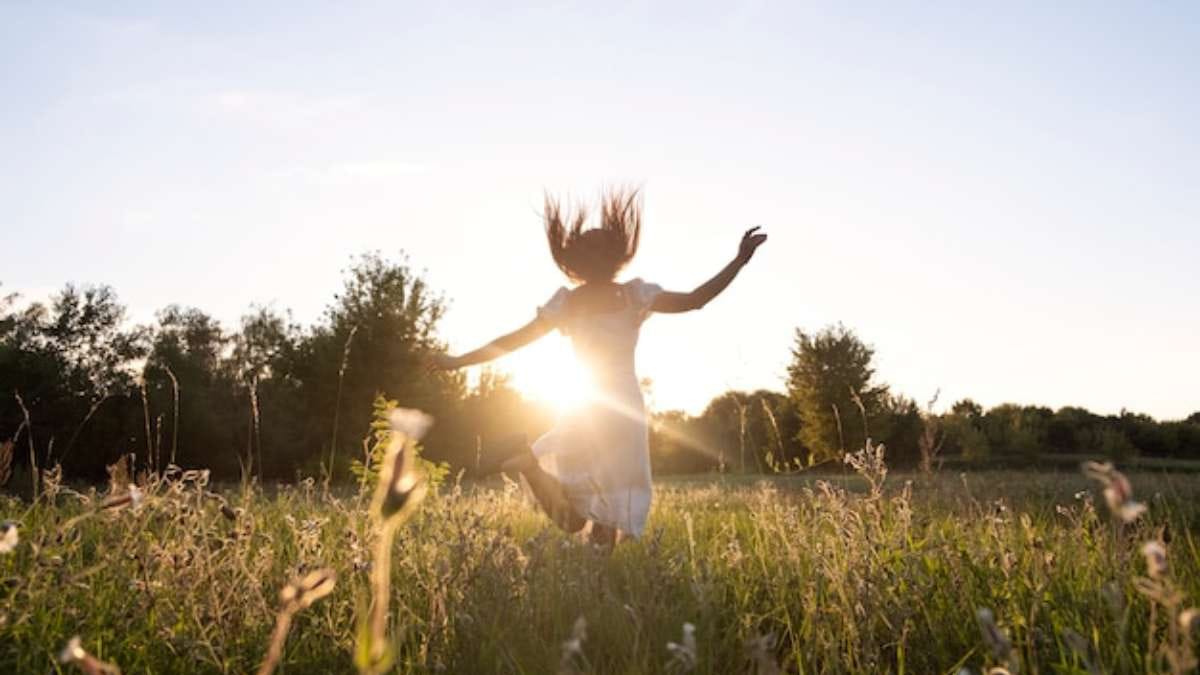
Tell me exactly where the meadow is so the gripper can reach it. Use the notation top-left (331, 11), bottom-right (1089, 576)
top-left (1, 442), bottom-right (1199, 674)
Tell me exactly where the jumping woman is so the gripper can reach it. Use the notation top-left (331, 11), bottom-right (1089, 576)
top-left (430, 188), bottom-right (767, 546)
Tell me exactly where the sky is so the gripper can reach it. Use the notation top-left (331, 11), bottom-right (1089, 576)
top-left (2, 2), bottom-right (1198, 420)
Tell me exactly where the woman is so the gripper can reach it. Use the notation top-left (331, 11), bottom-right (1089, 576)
top-left (431, 188), bottom-right (766, 545)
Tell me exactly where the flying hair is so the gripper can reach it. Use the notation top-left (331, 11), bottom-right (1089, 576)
top-left (543, 187), bottom-right (643, 284)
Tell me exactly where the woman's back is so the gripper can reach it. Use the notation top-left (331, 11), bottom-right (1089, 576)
top-left (538, 278), bottom-right (662, 390)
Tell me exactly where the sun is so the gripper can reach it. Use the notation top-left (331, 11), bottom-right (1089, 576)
top-left (504, 335), bottom-right (594, 415)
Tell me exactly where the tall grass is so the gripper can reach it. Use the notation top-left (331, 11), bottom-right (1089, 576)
top-left (1, 458), bottom-right (1198, 672)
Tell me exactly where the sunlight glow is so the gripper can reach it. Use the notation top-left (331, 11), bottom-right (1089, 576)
top-left (505, 335), bottom-right (595, 415)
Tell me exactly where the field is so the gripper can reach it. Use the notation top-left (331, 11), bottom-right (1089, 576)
top-left (2, 457), bottom-right (1199, 674)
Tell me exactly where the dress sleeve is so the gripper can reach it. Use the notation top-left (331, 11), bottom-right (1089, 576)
top-left (536, 287), bottom-right (571, 331)
top-left (626, 278), bottom-right (663, 319)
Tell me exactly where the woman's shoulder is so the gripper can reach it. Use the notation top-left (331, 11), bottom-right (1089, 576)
top-left (538, 286), bottom-right (571, 314)
top-left (623, 278), bottom-right (663, 309)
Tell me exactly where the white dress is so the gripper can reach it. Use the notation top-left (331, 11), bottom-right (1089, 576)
top-left (531, 278), bottom-right (663, 537)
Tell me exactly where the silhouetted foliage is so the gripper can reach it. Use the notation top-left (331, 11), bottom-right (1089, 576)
top-left (2, 273), bottom-right (1197, 485)
top-left (786, 324), bottom-right (887, 462)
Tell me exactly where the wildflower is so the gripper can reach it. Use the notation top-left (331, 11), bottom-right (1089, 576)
top-left (1141, 541), bottom-right (1169, 579)
top-left (373, 409), bottom-right (432, 522)
top-left (1081, 461), bottom-right (1145, 523)
top-left (59, 637), bottom-right (85, 664)
top-left (0, 521), bottom-right (17, 554)
top-left (666, 622), bottom-right (698, 671)
top-left (559, 616), bottom-right (589, 674)
top-left (1180, 608), bottom-right (1200, 633)
top-left (975, 608), bottom-right (1012, 662)
top-left (59, 636), bottom-right (121, 674)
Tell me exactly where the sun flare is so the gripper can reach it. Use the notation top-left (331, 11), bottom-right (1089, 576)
top-left (505, 335), bottom-right (595, 415)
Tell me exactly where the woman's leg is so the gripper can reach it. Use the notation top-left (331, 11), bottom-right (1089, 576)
top-left (502, 451), bottom-right (587, 533)
top-left (589, 522), bottom-right (620, 547)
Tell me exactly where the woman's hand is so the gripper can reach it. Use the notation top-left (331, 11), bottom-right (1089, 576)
top-left (736, 226), bottom-right (768, 264)
top-left (425, 353), bottom-right (462, 373)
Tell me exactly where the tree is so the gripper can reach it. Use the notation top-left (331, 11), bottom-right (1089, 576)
top-left (981, 404), bottom-right (1051, 459)
top-left (229, 306), bottom-right (305, 479)
top-left (875, 393), bottom-right (922, 466)
top-left (0, 284), bottom-right (148, 479)
top-left (786, 324), bottom-right (887, 462)
top-left (294, 252), bottom-right (463, 479)
top-left (144, 306), bottom-right (239, 476)
top-left (696, 390), bottom-right (804, 473)
top-left (944, 399), bottom-right (991, 460)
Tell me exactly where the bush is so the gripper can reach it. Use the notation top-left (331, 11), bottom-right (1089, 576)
top-left (350, 395), bottom-right (450, 491)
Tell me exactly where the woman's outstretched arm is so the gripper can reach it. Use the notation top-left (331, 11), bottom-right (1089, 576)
top-left (652, 226), bottom-right (768, 314)
top-left (428, 317), bottom-right (553, 370)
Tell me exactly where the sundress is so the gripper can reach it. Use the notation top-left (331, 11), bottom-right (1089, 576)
top-left (531, 278), bottom-right (662, 537)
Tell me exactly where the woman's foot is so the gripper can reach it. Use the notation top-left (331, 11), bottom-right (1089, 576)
top-left (475, 433), bottom-right (531, 477)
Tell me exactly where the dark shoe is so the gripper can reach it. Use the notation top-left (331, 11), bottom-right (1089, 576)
top-left (475, 433), bottom-right (530, 477)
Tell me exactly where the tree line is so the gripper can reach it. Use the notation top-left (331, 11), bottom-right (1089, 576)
top-left (2, 252), bottom-right (1197, 485)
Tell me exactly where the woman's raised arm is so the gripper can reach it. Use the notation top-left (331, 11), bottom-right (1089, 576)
top-left (652, 226), bottom-right (767, 314)
top-left (428, 316), bottom-right (553, 371)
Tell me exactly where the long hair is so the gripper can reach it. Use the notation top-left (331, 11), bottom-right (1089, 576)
top-left (544, 187), bottom-right (642, 284)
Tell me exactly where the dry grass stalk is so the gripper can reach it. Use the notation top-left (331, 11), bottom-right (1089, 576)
top-left (843, 439), bottom-right (888, 500)
top-left (0, 439), bottom-right (12, 487)
top-left (256, 568), bottom-right (337, 675)
top-left (161, 364), bottom-right (180, 465)
top-left (918, 389), bottom-right (945, 474)
top-left (138, 371), bottom-right (154, 474)
top-left (327, 324), bottom-right (359, 489)
top-left (105, 455), bottom-right (132, 496)
top-left (14, 390), bottom-right (37, 499)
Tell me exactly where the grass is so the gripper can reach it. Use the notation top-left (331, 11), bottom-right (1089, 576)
top-left (2, 462), bottom-right (1199, 674)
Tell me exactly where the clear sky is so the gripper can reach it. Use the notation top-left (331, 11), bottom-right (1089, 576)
top-left (3, 2), bottom-right (1198, 420)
